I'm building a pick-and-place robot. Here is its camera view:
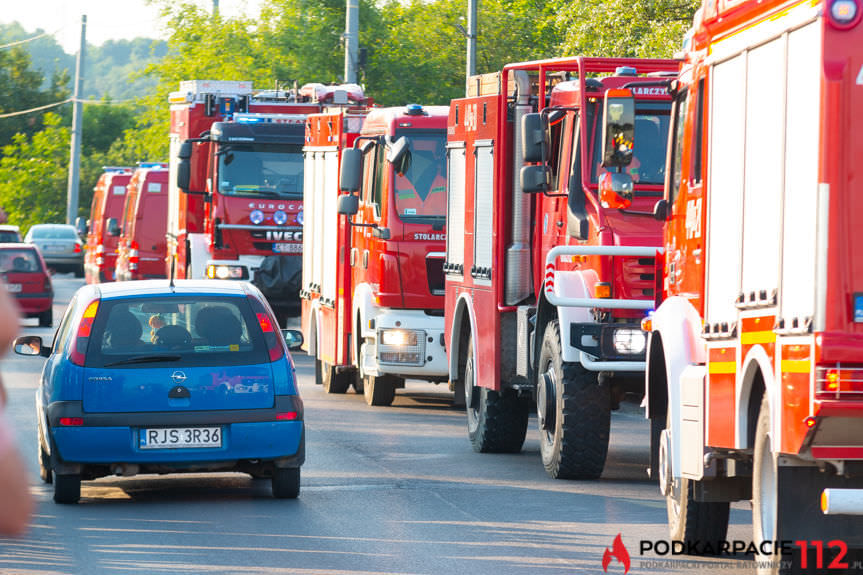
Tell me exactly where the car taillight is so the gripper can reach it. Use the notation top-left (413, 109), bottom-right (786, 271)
top-left (43, 277), bottom-right (51, 292)
top-left (74, 243), bottom-right (82, 253)
top-left (70, 300), bottom-right (99, 366)
top-left (247, 296), bottom-right (284, 361)
top-left (276, 412), bottom-right (298, 421)
top-left (59, 417), bottom-right (83, 426)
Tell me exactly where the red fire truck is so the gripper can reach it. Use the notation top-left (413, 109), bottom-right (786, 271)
top-left (444, 57), bottom-right (678, 479)
top-left (634, 0), bottom-right (863, 566)
top-left (169, 80), bottom-right (363, 318)
top-left (85, 167), bottom-right (131, 283)
top-left (302, 105), bottom-right (449, 406)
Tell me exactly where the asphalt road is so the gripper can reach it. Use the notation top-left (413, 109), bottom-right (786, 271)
top-left (0, 277), bottom-right (758, 575)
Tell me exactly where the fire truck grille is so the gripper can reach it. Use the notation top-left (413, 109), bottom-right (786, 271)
top-left (621, 257), bottom-right (656, 299)
top-left (426, 256), bottom-right (445, 296)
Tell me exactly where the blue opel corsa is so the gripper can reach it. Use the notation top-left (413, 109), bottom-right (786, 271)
top-left (15, 280), bottom-right (305, 503)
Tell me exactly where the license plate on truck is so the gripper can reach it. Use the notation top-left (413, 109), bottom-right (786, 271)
top-left (139, 427), bottom-right (222, 449)
top-left (273, 243), bottom-right (302, 254)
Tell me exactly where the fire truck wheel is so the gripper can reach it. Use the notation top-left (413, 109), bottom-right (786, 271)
top-left (363, 374), bottom-right (397, 406)
top-left (320, 359), bottom-right (350, 394)
top-left (537, 320), bottom-right (610, 479)
top-left (465, 335), bottom-right (528, 453)
top-left (665, 410), bottom-right (730, 548)
top-left (753, 394), bottom-right (788, 574)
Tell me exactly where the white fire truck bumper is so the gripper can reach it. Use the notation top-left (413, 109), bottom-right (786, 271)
top-left (361, 309), bottom-right (448, 379)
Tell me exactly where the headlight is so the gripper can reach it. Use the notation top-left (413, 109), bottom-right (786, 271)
top-left (612, 328), bottom-right (646, 355)
top-left (249, 209), bottom-right (264, 225)
top-left (206, 264), bottom-right (248, 280)
top-left (381, 329), bottom-right (417, 347)
top-left (273, 210), bottom-right (288, 225)
top-left (296, 210), bottom-right (304, 225)
top-left (830, 0), bottom-right (858, 25)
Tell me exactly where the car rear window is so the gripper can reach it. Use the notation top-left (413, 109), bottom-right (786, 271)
top-left (30, 226), bottom-right (78, 240)
top-left (0, 231), bottom-right (20, 242)
top-left (0, 249), bottom-right (42, 273)
top-left (84, 296), bottom-right (269, 368)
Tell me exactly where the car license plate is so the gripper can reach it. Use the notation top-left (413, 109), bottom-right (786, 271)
top-left (273, 243), bottom-right (302, 254)
top-left (44, 244), bottom-right (63, 252)
top-left (139, 427), bottom-right (222, 449)
top-left (6, 283), bottom-right (21, 293)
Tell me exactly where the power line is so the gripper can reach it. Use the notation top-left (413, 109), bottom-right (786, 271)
top-left (0, 99), bottom-right (72, 119)
top-left (0, 31), bottom-right (58, 51)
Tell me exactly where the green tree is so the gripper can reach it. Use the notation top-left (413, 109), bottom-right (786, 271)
top-left (0, 113), bottom-right (70, 231)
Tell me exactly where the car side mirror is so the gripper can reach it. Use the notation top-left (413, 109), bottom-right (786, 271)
top-left (599, 171), bottom-right (634, 210)
top-left (339, 148), bottom-right (363, 193)
top-left (281, 329), bottom-right (304, 351)
top-left (106, 217), bottom-right (120, 237)
top-left (601, 89), bottom-right (635, 168)
top-left (177, 140), bottom-right (193, 192)
top-left (14, 335), bottom-right (50, 357)
top-left (521, 113), bottom-right (546, 163)
top-left (337, 193), bottom-right (359, 216)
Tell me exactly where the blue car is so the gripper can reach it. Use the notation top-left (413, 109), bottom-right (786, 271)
top-left (15, 280), bottom-right (305, 503)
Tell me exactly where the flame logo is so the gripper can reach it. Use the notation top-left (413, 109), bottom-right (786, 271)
top-left (602, 533), bottom-right (631, 574)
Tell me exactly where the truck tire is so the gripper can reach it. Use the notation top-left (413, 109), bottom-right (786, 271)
top-left (664, 409), bottom-right (729, 549)
top-left (54, 473), bottom-right (81, 504)
top-left (363, 374), bottom-right (397, 406)
top-left (537, 320), bottom-right (610, 479)
top-left (752, 394), bottom-right (789, 575)
top-left (38, 308), bottom-right (52, 328)
top-left (464, 334), bottom-right (528, 453)
top-left (321, 359), bottom-right (350, 394)
top-left (272, 467), bottom-right (300, 499)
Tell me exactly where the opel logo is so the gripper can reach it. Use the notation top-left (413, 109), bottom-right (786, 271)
top-left (171, 371), bottom-right (187, 385)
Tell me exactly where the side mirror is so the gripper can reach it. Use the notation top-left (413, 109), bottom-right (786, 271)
top-left (372, 227), bottom-right (391, 240)
top-left (653, 199), bottom-right (669, 221)
top-left (601, 90), bottom-right (635, 168)
top-left (520, 165), bottom-right (549, 194)
top-left (106, 217), bottom-right (120, 237)
top-left (599, 171), bottom-right (634, 210)
top-left (281, 329), bottom-right (304, 351)
top-left (177, 140), bottom-right (193, 192)
top-left (387, 136), bottom-right (411, 175)
top-left (75, 216), bottom-right (88, 237)
top-left (521, 113), bottom-right (546, 163)
top-left (14, 335), bottom-right (50, 357)
top-left (337, 193), bottom-right (359, 216)
top-left (339, 148), bottom-right (363, 193)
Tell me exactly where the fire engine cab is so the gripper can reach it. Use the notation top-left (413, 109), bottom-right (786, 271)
top-left (302, 105), bottom-right (450, 406)
top-left (445, 57), bottom-right (678, 479)
top-left (168, 80), bottom-right (363, 317)
top-left (634, 0), bottom-right (863, 569)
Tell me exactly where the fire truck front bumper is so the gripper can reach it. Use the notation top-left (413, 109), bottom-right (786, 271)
top-left (363, 310), bottom-right (448, 380)
top-left (569, 322), bottom-right (647, 372)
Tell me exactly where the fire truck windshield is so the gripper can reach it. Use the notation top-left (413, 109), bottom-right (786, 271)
top-left (217, 143), bottom-right (304, 199)
top-left (591, 101), bottom-right (671, 188)
top-left (392, 130), bottom-right (447, 222)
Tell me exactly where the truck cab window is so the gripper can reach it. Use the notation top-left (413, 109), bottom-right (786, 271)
top-left (669, 91), bottom-right (689, 205)
top-left (392, 131), bottom-right (447, 223)
top-left (592, 102), bottom-right (671, 188)
top-left (567, 114), bottom-right (589, 239)
top-left (548, 115), bottom-right (567, 192)
top-left (217, 143), bottom-right (304, 200)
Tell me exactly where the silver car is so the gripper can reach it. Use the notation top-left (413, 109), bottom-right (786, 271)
top-left (25, 224), bottom-right (84, 277)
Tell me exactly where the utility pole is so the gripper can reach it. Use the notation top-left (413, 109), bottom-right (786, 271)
top-left (344, 0), bottom-right (359, 83)
top-left (65, 15), bottom-right (86, 226)
top-left (212, 0), bottom-right (219, 15)
top-left (466, 0), bottom-right (477, 86)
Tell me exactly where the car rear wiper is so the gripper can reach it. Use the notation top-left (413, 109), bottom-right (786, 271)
top-left (103, 355), bottom-right (182, 367)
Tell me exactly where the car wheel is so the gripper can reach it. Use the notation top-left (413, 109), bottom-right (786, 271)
top-left (53, 473), bottom-right (81, 504)
top-left (37, 430), bottom-right (52, 484)
top-left (272, 467), bottom-right (300, 499)
top-left (38, 308), bottom-right (52, 328)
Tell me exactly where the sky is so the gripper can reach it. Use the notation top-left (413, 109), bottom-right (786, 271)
top-left (1, 0), bottom-right (262, 53)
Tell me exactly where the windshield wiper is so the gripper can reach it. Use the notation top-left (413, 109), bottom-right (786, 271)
top-left (103, 355), bottom-right (182, 367)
